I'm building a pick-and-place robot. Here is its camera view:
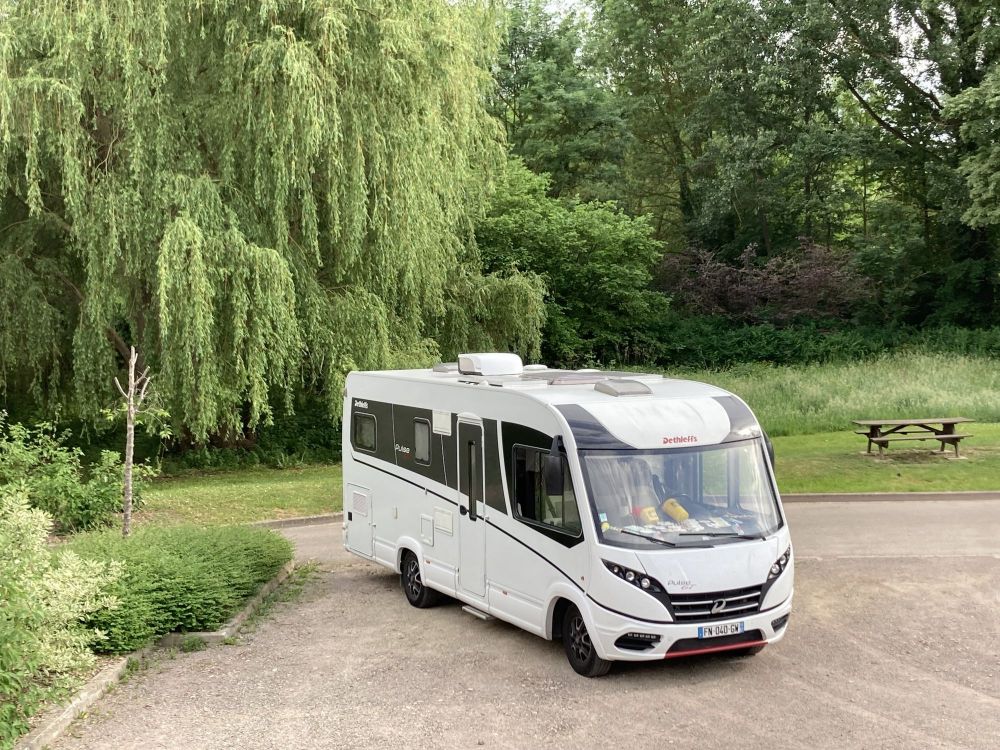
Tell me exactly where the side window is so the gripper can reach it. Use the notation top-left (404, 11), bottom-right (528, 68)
top-left (414, 419), bottom-right (431, 465)
top-left (512, 445), bottom-right (581, 535)
top-left (353, 413), bottom-right (377, 452)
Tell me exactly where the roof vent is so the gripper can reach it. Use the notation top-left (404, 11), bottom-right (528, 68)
top-left (595, 379), bottom-right (653, 397)
top-left (432, 362), bottom-right (459, 373)
top-left (523, 364), bottom-right (548, 372)
top-left (457, 353), bottom-right (524, 377)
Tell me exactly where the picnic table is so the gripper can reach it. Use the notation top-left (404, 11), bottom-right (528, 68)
top-left (852, 418), bottom-right (974, 457)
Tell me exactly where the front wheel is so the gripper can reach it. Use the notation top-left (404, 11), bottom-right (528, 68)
top-left (401, 551), bottom-right (442, 608)
top-left (562, 604), bottom-right (612, 677)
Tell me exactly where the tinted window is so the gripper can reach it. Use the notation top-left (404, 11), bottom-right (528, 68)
top-left (414, 419), bottom-right (431, 465)
top-left (353, 413), bottom-right (377, 452)
top-left (512, 445), bottom-right (581, 535)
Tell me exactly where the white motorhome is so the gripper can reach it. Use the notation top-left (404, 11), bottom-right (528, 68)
top-left (342, 353), bottom-right (793, 676)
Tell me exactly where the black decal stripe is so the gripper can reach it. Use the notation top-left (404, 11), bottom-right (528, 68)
top-left (353, 457), bottom-right (457, 506)
top-left (484, 518), bottom-right (583, 593)
top-left (484, 519), bottom-right (673, 624)
top-left (584, 595), bottom-right (672, 625)
top-left (714, 395), bottom-right (758, 442)
top-left (555, 404), bottom-right (634, 450)
top-left (353, 456), bottom-right (674, 626)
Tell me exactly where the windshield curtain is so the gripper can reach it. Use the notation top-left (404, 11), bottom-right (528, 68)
top-left (579, 440), bottom-right (782, 548)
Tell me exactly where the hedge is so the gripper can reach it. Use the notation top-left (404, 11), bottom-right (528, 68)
top-left (64, 525), bottom-right (293, 653)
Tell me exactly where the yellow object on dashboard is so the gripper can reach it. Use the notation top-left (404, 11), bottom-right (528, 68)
top-left (634, 506), bottom-right (660, 525)
top-left (661, 498), bottom-right (689, 522)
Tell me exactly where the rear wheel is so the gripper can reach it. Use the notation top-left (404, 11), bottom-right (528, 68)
top-left (400, 551), bottom-right (442, 608)
top-left (562, 604), bottom-right (612, 677)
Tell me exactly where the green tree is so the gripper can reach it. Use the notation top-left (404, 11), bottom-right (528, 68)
top-left (0, 0), bottom-right (543, 439)
top-left (948, 67), bottom-right (1000, 228)
top-left (478, 159), bottom-right (668, 365)
top-left (592, 0), bottom-right (1000, 327)
top-left (492, 0), bottom-right (629, 202)
top-left (804, 0), bottom-right (1000, 324)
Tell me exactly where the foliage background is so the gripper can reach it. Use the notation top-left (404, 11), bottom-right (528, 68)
top-left (2, 0), bottom-right (999, 457)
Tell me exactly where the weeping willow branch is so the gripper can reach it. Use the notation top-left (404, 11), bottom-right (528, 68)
top-left (0, 0), bottom-right (543, 439)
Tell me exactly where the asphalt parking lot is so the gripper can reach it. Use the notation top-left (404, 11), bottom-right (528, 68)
top-left (56, 498), bottom-right (1000, 750)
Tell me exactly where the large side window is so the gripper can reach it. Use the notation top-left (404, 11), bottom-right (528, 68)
top-left (353, 413), bottom-right (377, 453)
top-left (512, 445), bottom-right (581, 535)
top-left (413, 418), bottom-right (431, 465)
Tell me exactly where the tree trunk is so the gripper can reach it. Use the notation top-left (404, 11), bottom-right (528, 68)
top-left (123, 349), bottom-right (136, 536)
top-left (115, 346), bottom-right (150, 538)
top-left (862, 159), bottom-right (869, 240)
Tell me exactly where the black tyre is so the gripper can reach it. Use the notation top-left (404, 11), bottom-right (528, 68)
top-left (400, 551), bottom-right (442, 608)
top-left (562, 604), bottom-right (612, 677)
top-left (729, 644), bottom-right (766, 657)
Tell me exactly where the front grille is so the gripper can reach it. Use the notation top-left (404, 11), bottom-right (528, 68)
top-left (668, 585), bottom-right (763, 622)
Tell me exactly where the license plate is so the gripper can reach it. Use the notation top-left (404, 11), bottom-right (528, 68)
top-left (698, 622), bottom-right (745, 639)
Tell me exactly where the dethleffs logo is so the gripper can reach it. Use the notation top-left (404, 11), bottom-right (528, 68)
top-left (663, 435), bottom-right (698, 445)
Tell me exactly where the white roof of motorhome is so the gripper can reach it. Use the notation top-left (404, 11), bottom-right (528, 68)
top-left (352, 365), bottom-right (730, 406)
top-left (349, 355), bottom-right (763, 450)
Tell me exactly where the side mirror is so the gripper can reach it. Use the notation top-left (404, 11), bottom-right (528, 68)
top-left (544, 434), bottom-right (565, 497)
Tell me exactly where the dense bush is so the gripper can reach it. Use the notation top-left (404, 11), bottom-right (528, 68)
top-left (662, 243), bottom-right (864, 324)
top-left (0, 413), bottom-right (154, 531)
top-left (65, 525), bottom-right (293, 653)
top-left (650, 316), bottom-right (896, 369)
top-left (649, 317), bottom-right (1000, 370)
top-left (0, 489), bottom-right (118, 748)
top-left (159, 392), bottom-right (341, 474)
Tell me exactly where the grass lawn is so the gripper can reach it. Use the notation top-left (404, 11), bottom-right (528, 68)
top-left (684, 352), bottom-right (1000, 436)
top-left (139, 464), bottom-right (343, 526)
top-left (773, 423), bottom-right (1000, 494)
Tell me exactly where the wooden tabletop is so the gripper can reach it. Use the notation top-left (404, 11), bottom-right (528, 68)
top-left (852, 417), bottom-right (974, 426)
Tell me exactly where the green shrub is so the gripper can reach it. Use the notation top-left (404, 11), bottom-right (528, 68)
top-left (65, 525), bottom-right (293, 653)
top-left (0, 489), bottom-right (119, 748)
top-left (158, 393), bottom-right (341, 474)
top-left (652, 316), bottom-right (1000, 370)
top-left (0, 412), bottom-right (155, 532)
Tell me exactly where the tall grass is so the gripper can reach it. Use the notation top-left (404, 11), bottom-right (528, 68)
top-left (678, 352), bottom-right (1000, 436)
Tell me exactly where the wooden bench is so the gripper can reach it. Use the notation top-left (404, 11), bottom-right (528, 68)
top-left (852, 418), bottom-right (974, 458)
top-left (869, 433), bottom-right (973, 457)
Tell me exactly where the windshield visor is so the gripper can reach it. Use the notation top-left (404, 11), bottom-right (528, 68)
top-left (579, 440), bottom-right (781, 548)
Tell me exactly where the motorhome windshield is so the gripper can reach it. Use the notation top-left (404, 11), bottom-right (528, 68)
top-left (579, 439), bottom-right (781, 549)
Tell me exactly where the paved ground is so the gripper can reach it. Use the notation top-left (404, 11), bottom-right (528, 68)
top-left (56, 499), bottom-right (1000, 750)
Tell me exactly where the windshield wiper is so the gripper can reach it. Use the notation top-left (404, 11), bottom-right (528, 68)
top-left (616, 528), bottom-right (678, 547)
top-left (678, 532), bottom-right (765, 540)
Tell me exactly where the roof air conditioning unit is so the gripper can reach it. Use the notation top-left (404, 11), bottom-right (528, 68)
top-left (457, 353), bottom-right (524, 376)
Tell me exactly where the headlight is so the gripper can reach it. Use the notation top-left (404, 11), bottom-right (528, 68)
top-left (768, 545), bottom-right (791, 580)
top-left (603, 560), bottom-right (663, 593)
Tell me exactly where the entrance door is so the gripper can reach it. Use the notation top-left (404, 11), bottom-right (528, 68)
top-left (457, 418), bottom-right (487, 598)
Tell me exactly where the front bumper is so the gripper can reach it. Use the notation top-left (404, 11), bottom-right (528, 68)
top-left (588, 594), bottom-right (793, 662)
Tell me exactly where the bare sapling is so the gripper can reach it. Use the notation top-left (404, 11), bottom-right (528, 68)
top-left (114, 346), bottom-right (151, 537)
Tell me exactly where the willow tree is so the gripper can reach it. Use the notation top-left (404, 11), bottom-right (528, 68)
top-left (0, 0), bottom-right (544, 439)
